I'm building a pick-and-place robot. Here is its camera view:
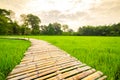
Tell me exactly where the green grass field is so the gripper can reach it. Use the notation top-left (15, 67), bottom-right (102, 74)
top-left (0, 38), bottom-right (30, 80)
top-left (27, 36), bottom-right (120, 80)
top-left (0, 36), bottom-right (120, 80)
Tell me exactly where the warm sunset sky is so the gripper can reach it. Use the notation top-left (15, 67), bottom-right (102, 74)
top-left (0, 0), bottom-right (120, 30)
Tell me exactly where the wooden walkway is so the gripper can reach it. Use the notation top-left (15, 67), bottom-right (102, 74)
top-left (7, 38), bottom-right (107, 80)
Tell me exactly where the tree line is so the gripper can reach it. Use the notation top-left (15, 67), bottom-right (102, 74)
top-left (0, 8), bottom-right (120, 36)
top-left (0, 8), bottom-right (73, 35)
top-left (77, 24), bottom-right (120, 36)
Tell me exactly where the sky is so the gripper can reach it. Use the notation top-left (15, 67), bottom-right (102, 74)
top-left (0, 0), bottom-right (120, 30)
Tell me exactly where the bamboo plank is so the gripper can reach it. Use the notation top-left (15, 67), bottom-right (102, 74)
top-left (7, 38), bottom-right (107, 80)
top-left (82, 71), bottom-right (103, 80)
top-left (97, 76), bottom-right (107, 80)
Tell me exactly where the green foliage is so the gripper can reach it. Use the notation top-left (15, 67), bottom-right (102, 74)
top-left (27, 14), bottom-right (41, 34)
top-left (0, 38), bottom-right (30, 80)
top-left (0, 9), bottom-right (12, 35)
top-left (0, 9), bottom-right (41, 35)
top-left (20, 25), bottom-right (31, 35)
top-left (28, 36), bottom-right (120, 80)
top-left (1, 8), bottom-right (120, 36)
top-left (40, 22), bottom-right (62, 35)
top-left (77, 23), bottom-right (120, 36)
top-left (0, 9), bottom-right (22, 35)
top-left (115, 65), bottom-right (120, 80)
top-left (27, 14), bottom-right (41, 28)
top-left (62, 24), bottom-right (69, 32)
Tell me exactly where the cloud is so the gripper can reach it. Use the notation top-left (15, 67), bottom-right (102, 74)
top-left (86, 0), bottom-right (120, 25)
top-left (0, 0), bottom-right (29, 10)
top-left (37, 10), bottom-right (89, 26)
top-left (0, 0), bottom-right (120, 30)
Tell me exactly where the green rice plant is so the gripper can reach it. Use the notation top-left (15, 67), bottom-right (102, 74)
top-left (0, 38), bottom-right (30, 80)
top-left (27, 36), bottom-right (120, 80)
top-left (1, 36), bottom-right (120, 80)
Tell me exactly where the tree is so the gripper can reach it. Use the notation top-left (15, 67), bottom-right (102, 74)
top-left (77, 23), bottom-right (120, 36)
top-left (20, 14), bottom-right (32, 35)
top-left (20, 14), bottom-right (28, 26)
top-left (47, 23), bottom-right (55, 35)
top-left (52, 22), bottom-right (62, 35)
top-left (9, 10), bottom-right (15, 21)
top-left (11, 21), bottom-right (20, 35)
top-left (62, 24), bottom-right (68, 32)
top-left (20, 25), bottom-right (31, 35)
top-left (40, 23), bottom-right (62, 35)
top-left (40, 25), bottom-right (48, 34)
top-left (27, 14), bottom-right (41, 34)
top-left (20, 14), bottom-right (41, 35)
top-left (68, 29), bottom-right (74, 35)
top-left (0, 9), bottom-right (10, 17)
top-left (0, 9), bottom-right (12, 35)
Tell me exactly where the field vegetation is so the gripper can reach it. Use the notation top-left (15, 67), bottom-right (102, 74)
top-left (0, 38), bottom-right (30, 80)
top-left (27, 36), bottom-right (120, 80)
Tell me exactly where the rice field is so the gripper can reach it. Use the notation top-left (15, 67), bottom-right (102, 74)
top-left (0, 38), bottom-right (30, 80)
top-left (0, 36), bottom-right (120, 80)
top-left (28, 36), bottom-right (120, 80)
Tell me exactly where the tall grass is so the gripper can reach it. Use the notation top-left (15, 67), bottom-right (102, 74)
top-left (0, 38), bottom-right (30, 80)
top-left (28, 36), bottom-right (120, 80)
